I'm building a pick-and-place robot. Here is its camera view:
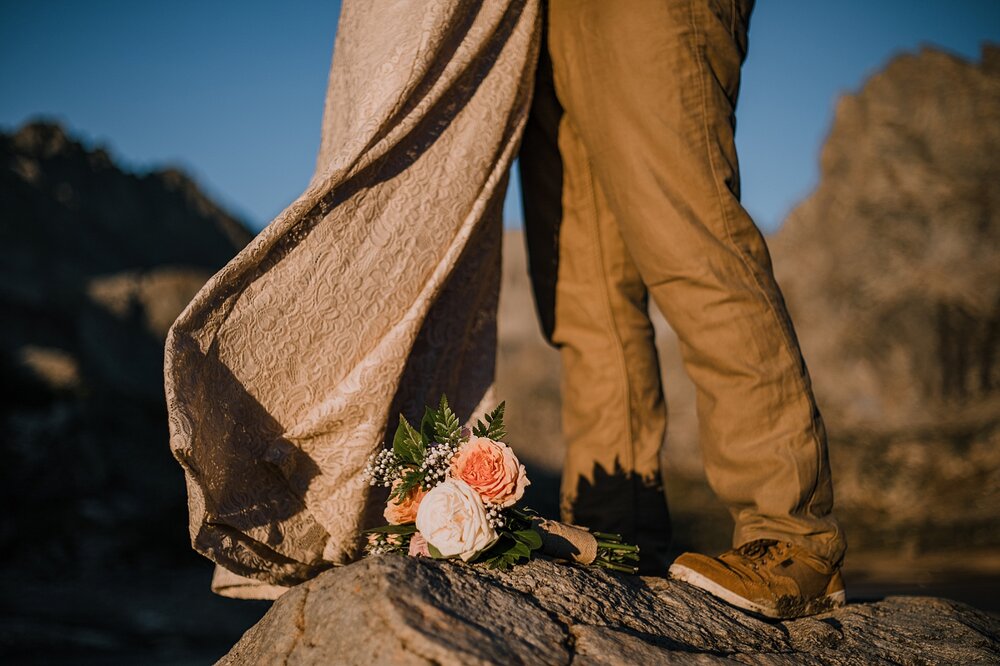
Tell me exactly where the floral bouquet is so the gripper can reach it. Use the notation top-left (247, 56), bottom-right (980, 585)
top-left (362, 396), bottom-right (639, 573)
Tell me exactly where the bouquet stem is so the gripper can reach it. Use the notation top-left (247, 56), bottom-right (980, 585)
top-left (594, 535), bottom-right (640, 574)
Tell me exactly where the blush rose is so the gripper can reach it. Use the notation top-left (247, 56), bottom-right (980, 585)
top-left (408, 532), bottom-right (430, 557)
top-left (450, 436), bottom-right (530, 507)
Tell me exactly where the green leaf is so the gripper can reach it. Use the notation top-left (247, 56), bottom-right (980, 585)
top-left (472, 532), bottom-right (534, 568)
top-left (474, 401), bottom-right (506, 441)
top-left (427, 541), bottom-right (447, 559)
top-left (433, 394), bottom-right (462, 446)
top-left (403, 416), bottom-right (426, 458)
top-left (420, 406), bottom-right (437, 446)
top-left (363, 523), bottom-right (418, 535)
top-left (474, 534), bottom-right (513, 560)
top-left (392, 413), bottom-right (425, 464)
top-left (478, 539), bottom-right (531, 569)
top-left (479, 553), bottom-right (511, 570)
top-left (512, 529), bottom-right (542, 551)
top-left (509, 540), bottom-right (531, 558)
top-left (390, 468), bottom-right (425, 502)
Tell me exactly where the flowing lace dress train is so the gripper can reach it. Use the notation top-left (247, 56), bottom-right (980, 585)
top-left (163, 0), bottom-right (541, 598)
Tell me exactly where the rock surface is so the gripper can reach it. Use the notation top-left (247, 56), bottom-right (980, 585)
top-left (221, 557), bottom-right (1000, 665)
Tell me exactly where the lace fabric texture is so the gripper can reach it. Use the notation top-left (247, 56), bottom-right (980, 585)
top-left (163, 0), bottom-right (541, 598)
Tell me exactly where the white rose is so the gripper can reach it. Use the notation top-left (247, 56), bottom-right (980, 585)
top-left (415, 478), bottom-right (499, 561)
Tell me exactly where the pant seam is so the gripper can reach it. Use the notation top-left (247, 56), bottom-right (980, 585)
top-left (688, 0), bottom-right (825, 535)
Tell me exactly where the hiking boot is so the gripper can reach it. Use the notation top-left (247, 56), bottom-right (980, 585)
top-left (667, 539), bottom-right (846, 620)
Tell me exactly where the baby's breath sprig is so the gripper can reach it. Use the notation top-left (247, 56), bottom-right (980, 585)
top-left (363, 448), bottom-right (405, 488)
top-left (418, 441), bottom-right (460, 490)
top-left (484, 502), bottom-right (505, 530)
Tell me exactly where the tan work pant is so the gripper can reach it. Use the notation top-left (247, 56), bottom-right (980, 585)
top-left (518, 0), bottom-right (846, 573)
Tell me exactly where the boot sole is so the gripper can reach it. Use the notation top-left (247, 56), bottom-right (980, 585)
top-left (668, 563), bottom-right (846, 620)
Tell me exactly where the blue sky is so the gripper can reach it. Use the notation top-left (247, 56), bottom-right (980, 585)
top-left (2, 1), bottom-right (998, 234)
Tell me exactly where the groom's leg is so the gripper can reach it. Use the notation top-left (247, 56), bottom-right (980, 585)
top-left (518, 24), bottom-right (672, 573)
top-left (545, 0), bottom-right (846, 566)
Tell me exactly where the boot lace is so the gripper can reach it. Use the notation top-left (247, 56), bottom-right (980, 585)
top-left (734, 539), bottom-right (793, 570)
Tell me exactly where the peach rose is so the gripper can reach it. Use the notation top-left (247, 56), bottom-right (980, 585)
top-left (383, 479), bottom-right (426, 524)
top-left (408, 532), bottom-right (430, 557)
top-left (450, 436), bottom-right (530, 507)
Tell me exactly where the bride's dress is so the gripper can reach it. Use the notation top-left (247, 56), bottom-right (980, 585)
top-left (163, 0), bottom-right (541, 598)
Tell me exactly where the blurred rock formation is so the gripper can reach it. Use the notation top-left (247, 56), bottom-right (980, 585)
top-left (0, 120), bottom-right (267, 662)
top-left (771, 44), bottom-right (1000, 430)
top-left (1, 120), bottom-right (252, 573)
top-left (770, 44), bottom-right (1000, 553)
